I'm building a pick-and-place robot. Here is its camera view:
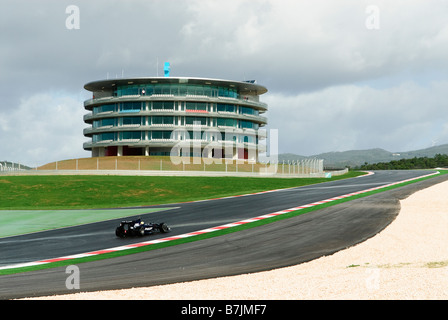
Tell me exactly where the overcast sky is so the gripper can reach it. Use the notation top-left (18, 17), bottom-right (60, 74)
top-left (1, 0), bottom-right (448, 166)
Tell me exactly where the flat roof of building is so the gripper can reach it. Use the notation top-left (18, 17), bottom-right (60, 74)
top-left (84, 77), bottom-right (268, 95)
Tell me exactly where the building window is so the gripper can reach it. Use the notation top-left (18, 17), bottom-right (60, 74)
top-left (217, 104), bottom-right (236, 113)
top-left (239, 134), bottom-right (256, 144)
top-left (93, 104), bottom-right (116, 114)
top-left (217, 118), bottom-right (237, 127)
top-left (93, 118), bottom-right (116, 128)
top-left (120, 102), bottom-right (142, 113)
top-left (240, 107), bottom-right (258, 116)
top-left (151, 116), bottom-right (174, 125)
top-left (185, 116), bottom-right (207, 126)
top-left (121, 116), bottom-right (142, 126)
top-left (93, 132), bottom-right (116, 142)
top-left (186, 102), bottom-right (207, 112)
top-left (112, 83), bottom-right (239, 99)
top-left (151, 131), bottom-right (171, 140)
top-left (121, 131), bottom-right (142, 140)
top-left (152, 101), bottom-right (174, 110)
top-left (116, 86), bottom-right (139, 96)
top-left (240, 120), bottom-right (258, 129)
top-left (218, 87), bottom-right (237, 98)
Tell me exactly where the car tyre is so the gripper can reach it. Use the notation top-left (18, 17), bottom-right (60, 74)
top-left (160, 223), bottom-right (170, 233)
top-left (116, 228), bottom-right (124, 238)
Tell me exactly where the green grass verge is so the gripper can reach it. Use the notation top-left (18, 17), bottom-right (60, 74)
top-left (0, 207), bottom-right (174, 238)
top-left (0, 170), bottom-right (444, 275)
top-left (0, 172), bottom-right (365, 210)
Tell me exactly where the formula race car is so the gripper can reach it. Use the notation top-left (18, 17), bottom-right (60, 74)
top-left (115, 218), bottom-right (170, 238)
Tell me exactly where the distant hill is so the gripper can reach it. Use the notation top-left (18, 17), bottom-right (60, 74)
top-left (278, 144), bottom-right (448, 169)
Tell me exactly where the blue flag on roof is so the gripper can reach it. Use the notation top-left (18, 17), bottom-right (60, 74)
top-left (164, 62), bottom-right (170, 77)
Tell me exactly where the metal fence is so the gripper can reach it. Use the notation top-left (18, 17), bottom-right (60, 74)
top-left (0, 162), bottom-right (26, 172)
top-left (36, 157), bottom-right (327, 176)
top-left (0, 157), bottom-right (351, 178)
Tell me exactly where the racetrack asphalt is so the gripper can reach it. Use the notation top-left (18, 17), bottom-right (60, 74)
top-left (1, 170), bottom-right (446, 299)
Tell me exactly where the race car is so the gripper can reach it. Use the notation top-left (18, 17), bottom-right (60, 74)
top-left (115, 218), bottom-right (170, 238)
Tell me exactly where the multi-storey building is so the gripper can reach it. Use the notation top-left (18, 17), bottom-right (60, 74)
top-left (83, 77), bottom-right (268, 162)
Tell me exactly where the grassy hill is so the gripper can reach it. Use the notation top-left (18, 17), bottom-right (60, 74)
top-left (279, 144), bottom-right (448, 168)
top-left (0, 172), bottom-right (363, 210)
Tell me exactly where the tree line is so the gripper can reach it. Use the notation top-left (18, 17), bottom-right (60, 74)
top-left (357, 154), bottom-right (448, 170)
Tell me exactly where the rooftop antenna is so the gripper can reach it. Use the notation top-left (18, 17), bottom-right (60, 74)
top-left (156, 57), bottom-right (159, 77)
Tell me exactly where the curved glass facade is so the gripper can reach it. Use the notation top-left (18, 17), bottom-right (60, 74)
top-left (83, 77), bottom-right (268, 161)
top-left (114, 83), bottom-right (238, 99)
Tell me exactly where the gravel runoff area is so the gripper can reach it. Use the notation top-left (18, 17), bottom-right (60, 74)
top-left (27, 180), bottom-right (448, 300)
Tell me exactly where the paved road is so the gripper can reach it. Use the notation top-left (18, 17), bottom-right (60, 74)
top-left (0, 170), bottom-right (445, 299)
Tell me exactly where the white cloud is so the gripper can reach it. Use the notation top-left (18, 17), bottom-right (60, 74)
top-left (265, 80), bottom-right (448, 155)
top-left (177, 0), bottom-right (448, 91)
top-left (0, 92), bottom-right (89, 166)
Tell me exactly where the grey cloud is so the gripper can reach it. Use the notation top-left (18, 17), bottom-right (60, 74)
top-left (266, 81), bottom-right (448, 155)
top-left (1, 0), bottom-right (448, 165)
